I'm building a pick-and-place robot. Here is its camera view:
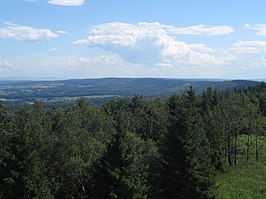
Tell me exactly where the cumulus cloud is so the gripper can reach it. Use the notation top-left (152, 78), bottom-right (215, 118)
top-left (2, 48), bottom-right (264, 79)
top-left (244, 24), bottom-right (266, 36)
top-left (73, 22), bottom-right (231, 67)
top-left (48, 0), bottom-right (84, 6)
top-left (226, 40), bottom-right (266, 69)
top-left (0, 23), bottom-right (65, 42)
top-left (4, 21), bottom-right (266, 79)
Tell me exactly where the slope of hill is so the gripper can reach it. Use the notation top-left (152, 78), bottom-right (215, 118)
top-left (0, 78), bottom-right (259, 106)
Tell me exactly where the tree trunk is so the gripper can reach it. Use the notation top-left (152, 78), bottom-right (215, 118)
top-left (227, 132), bottom-right (232, 166)
top-left (246, 129), bottom-right (250, 162)
top-left (234, 129), bottom-right (238, 165)
top-left (256, 133), bottom-right (259, 161)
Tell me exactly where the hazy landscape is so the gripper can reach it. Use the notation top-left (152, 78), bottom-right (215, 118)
top-left (1, 0), bottom-right (266, 199)
top-left (0, 78), bottom-right (258, 107)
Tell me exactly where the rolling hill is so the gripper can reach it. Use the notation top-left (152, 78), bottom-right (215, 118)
top-left (0, 78), bottom-right (259, 106)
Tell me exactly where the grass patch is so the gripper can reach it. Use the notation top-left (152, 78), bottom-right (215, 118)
top-left (212, 136), bottom-right (266, 199)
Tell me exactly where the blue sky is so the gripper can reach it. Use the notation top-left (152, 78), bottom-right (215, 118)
top-left (1, 0), bottom-right (266, 79)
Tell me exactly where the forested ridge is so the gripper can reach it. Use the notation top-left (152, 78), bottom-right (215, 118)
top-left (1, 82), bottom-right (266, 199)
top-left (0, 78), bottom-right (257, 108)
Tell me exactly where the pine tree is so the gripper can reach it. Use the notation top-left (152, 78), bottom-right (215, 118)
top-left (160, 89), bottom-right (214, 199)
top-left (89, 131), bottom-right (150, 199)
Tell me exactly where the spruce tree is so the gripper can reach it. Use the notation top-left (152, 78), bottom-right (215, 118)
top-left (160, 88), bottom-right (214, 199)
top-left (89, 131), bottom-right (150, 199)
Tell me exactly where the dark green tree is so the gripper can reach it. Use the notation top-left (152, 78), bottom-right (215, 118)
top-left (104, 96), bottom-right (168, 142)
top-left (1, 105), bottom-right (53, 199)
top-left (200, 85), bottom-right (218, 113)
top-left (89, 131), bottom-right (151, 199)
top-left (103, 96), bottom-right (168, 198)
top-left (160, 89), bottom-right (214, 199)
top-left (47, 102), bottom-right (115, 198)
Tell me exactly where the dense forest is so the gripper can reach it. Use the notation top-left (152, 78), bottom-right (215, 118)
top-left (1, 82), bottom-right (266, 199)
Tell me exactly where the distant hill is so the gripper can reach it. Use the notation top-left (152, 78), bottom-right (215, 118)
top-left (0, 78), bottom-right (259, 106)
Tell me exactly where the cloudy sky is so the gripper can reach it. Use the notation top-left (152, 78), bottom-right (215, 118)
top-left (1, 0), bottom-right (266, 79)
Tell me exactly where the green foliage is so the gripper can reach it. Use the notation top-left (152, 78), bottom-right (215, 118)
top-left (1, 82), bottom-right (266, 198)
top-left (212, 137), bottom-right (266, 199)
top-left (160, 89), bottom-right (214, 199)
top-left (0, 105), bottom-right (54, 198)
top-left (260, 117), bottom-right (266, 134)
top-left (104, 95), bottom-right (168, 142)
top-left (0, 102), bottom-right (115, 198)
top-left (236, 135), bottom-right (263, 155)
top-left (89, 131), bottom-right (151, 199)
top-left (47, 102), bottom-right (115, 198)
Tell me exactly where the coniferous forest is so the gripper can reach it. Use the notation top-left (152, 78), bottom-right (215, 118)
top-left (1, 82), bottom-right (266, 199)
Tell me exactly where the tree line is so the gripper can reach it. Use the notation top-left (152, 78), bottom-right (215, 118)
top-left (1, 83), bottom-right (266, 199)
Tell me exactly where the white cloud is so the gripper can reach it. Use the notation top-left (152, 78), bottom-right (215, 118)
top-left (0, 60), bottom-right (13, 67)
top-left (227, 40), bottom-right (266, 69)
top-left (77, 55), bottom-right (124, 66)
top-left (0, 59), bottom-right (14, 74)
top-left (49, 47), bottom-right (58, 52)
top-left (4, 21), bottom-right (266, 79)
top-left (1, 49), bottom-right (264, 79)
top-left (73, 22), bottom-right (230, 67)
top-left (232, 40), bottom-right (266, 54)
top-left (244, 24), bottom-right (266, 36)
top-left (56, 30), bottom-right (67, 34)
top-left (0, 55), bottom-right (130, 79)
top-left (70, 22), bottom-right (266, 79)
top-left (0, 23), bottom-right (65, 42)
top-left (167, 24), bottom-right (234, 35)
top-left (48, 0), bottom-right (84, 6)
top-left (39, 55), bottom-right (124, 69)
